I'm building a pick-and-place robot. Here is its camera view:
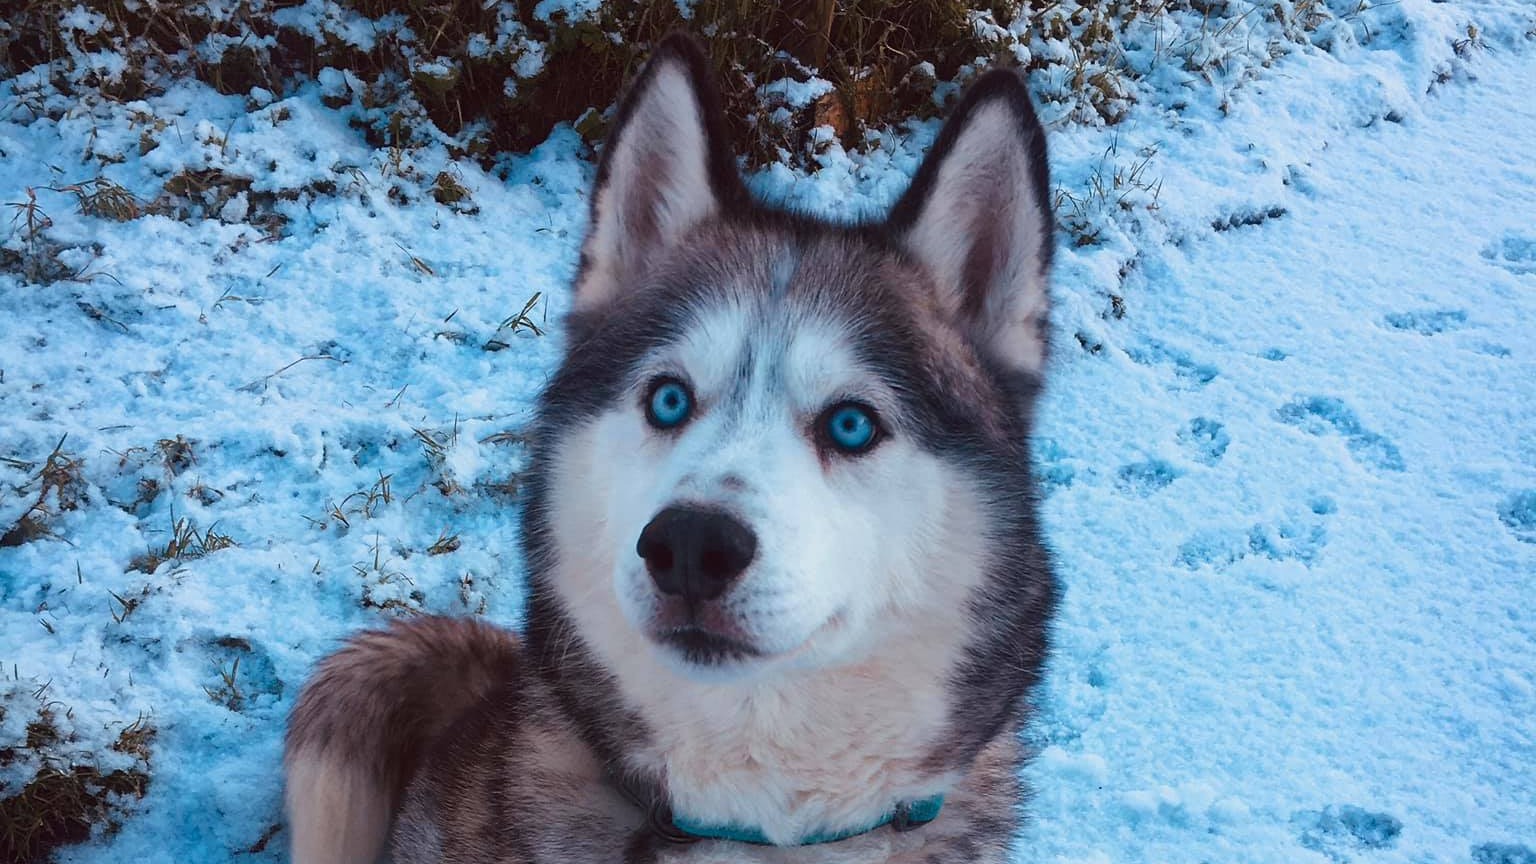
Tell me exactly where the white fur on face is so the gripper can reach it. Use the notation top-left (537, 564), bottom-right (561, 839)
top-left (544, 297), bottom-right (997, 842)
top-left (602, 301), bottom-right (953, 670)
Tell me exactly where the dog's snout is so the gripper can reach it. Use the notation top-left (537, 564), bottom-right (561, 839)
top-left (637, 507), bottom-right (757, 601)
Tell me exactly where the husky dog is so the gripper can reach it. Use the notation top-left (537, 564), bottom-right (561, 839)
top-left (285, 32), bottom-right (1057, 864)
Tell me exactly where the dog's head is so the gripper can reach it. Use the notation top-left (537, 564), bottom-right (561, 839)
top-left (525, 35), bottom-right (1054, 686)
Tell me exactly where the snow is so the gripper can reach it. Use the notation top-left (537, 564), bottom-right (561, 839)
top-left (1025, 48), bottom-right (1536, 862)
top-left (1, 3), bottom-right (1534, 862)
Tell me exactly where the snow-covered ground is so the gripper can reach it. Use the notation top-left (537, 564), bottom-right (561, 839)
top-left (1, 1), bottom-right (1533, 862)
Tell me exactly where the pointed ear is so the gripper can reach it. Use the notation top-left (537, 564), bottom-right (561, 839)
top-left (574, 33), bottom-right (746, 312)
top-left (887, 69), bottom-right (1055, 376)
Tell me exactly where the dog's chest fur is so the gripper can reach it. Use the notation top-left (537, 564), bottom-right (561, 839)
top-left (636, 661), bottom-right (955, 845)
top-left (392, 667), bottom-right (1022, 864)
top-left (623, 592), bottom-right (988, 846)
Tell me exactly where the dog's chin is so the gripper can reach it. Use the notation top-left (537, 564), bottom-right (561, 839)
top-left (643, 610), bottom-right (851, 684)
top-left (650, 626), bottom-right (766, 681)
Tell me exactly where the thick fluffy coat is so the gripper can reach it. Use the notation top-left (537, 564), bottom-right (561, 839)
top-left (285, 32), bottom-right (1058, 864)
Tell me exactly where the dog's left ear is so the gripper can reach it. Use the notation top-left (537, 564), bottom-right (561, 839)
top-left (574, 33), bottom-right (747, 312)
top-left (887, 70), bottom-right (1055, 376)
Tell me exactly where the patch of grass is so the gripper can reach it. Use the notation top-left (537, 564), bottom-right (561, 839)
top-left (52, 178), bottom-right (143, 222)
top-left (475, 429), bottom-right (530, 503)
top-left (2, 0), bottom-right (1372, 245)
top-left (1452, 23), bottom-right (1487, 58)
top-left (154, 168), bottom-right (251, 219)
top-left (355, 534), bottom-right (423, 614)
top-left (430, 169), bottom-right (477, 215)
top-left (427, 530), bottom-right (461, 556)
top-left (0, 699), bottom-right (154, 863)
top-left (106, 588), bottom-right (144, 625)
top-left (155, 436), bottom-right (195, 477)
top-left (0, 436), bottom-right (87, 548)
top-left (0, 764), bottom-right (150, 862)
top-left (110, 716), bottom-right (156, 762)
top-left (128, 515), bottom-right (236, 574)
top-left (484, 291), bottom-right (546, 350)
top-left (1, 186), bottom-right (72, 285)
top-left (413, 421), bottom-right (466, 497)
top-left (1053, 138), bottom-right (1163, 246)
top-left (458, 572), bottom-right (487, 615)
top-left (203, 657), bottom-right (244, 712)
top-left (311, 472), bottom-right (395, 531)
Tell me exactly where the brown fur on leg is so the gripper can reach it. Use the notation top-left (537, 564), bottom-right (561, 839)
top-left (284, 616), bottom-right (519, 864)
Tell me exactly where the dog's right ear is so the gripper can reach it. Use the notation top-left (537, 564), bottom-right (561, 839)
top-left (573, 33), bottom-right (746, 312)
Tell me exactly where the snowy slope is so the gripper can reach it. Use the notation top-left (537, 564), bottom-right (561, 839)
top-left (1024, 48), bottom-right (1536, 864)
top-left (0, 1), bottom-right (1533, 862)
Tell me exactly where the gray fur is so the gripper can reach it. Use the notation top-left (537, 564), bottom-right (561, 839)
top-left (284, 31), bottom-right (1057, 864)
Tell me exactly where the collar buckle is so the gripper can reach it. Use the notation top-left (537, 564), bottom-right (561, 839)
top-left (890, 799), bottom-right (937, 833)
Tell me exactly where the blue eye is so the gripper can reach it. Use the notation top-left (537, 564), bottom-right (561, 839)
top-left (824, 403), bottom-right (880, 454)
top-left (646, 379), bottom-right (693, 429)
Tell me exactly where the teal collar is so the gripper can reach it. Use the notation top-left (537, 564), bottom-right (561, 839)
top-left (664, 794), bottom-right (945, 846)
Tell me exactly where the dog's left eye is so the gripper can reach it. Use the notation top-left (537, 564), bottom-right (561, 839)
top-left (821, 402), bottom-right (881, 455)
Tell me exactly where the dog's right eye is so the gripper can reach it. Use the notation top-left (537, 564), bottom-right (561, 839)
top-left (644, 378), bottom-right (693, 430)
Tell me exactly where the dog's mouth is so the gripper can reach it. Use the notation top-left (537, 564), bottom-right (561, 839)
top-left (655, 625), bottom-right (763, 667)
top-left (647, 598), bottom-right (762, 667)
top-left (644, 604), bottom-right (849, 675)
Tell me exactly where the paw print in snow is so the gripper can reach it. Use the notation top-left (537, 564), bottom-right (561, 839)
top-left (1498, 490), bottom-right (1536, 543)
top-left (1275, 396), bottom-right (1404, 472)
top-left (1115, 459), bottom-right (1182, 496)
top-left (1293, 805), bottom-right (1402, 861)
top-left (1177, 417), bottom-right (1230, 466)
top-left (1483, 232), bottom-right (1536, 275)
top-left (1382, 309), bottom-right (1467, 335)
top-left (1473, 842), bottom-right (1536, 864)
top-left (1126, 339), bottom-right (1218, 390)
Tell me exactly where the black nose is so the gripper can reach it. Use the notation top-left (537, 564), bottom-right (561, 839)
top-left (636, 507), bottom-right (757, 601)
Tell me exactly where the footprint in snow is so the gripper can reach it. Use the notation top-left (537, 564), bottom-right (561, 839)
top-left (179, 632), bottom-right (285, 713)
top-left (1482, 232), bottom-right (1536, 276)
top-left (1381, 308), bottom-right (1467, 335)
top-left (1498, 490), bottom-right (1536, 543)
top-left (1293, 805), bottom-right (1402, 861)
top-left (1125, 339), bottom-right (1218, 390)
top-left (1115, 459), bottom-right (1182, 497)
top-left (1474, 843), bottom-right (1536, 864)
top-left (1033, 438), bottom-right (1077, 494)
top-left (1177, 417), bottom-right (1230, 466)
top-left (1176, 498), bottom-right (1334, 571)
top-left (1275, 396), bottom-right (1405, 472)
